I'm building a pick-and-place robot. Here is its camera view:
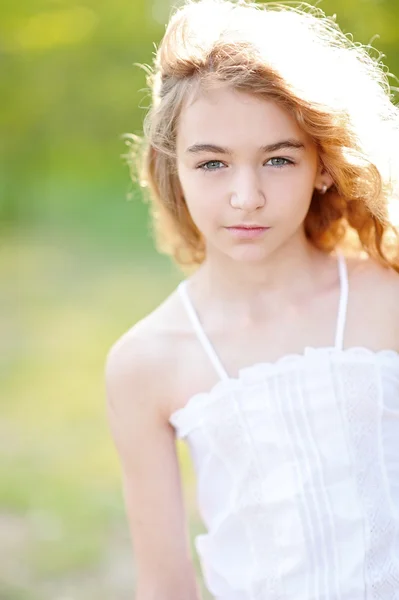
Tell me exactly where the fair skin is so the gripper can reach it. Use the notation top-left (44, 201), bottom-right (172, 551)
top-left (105, 86), bottom-right (399, 599)
top-left (176, 86), bottom-right (335, 328)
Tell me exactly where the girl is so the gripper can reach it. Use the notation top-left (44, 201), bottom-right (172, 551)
top-left (105, 1), bottom-right (399, 598)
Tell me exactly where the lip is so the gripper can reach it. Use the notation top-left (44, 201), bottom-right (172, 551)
top-left (225, 225), bottom-right (271, 239)
top-left (228, 225), bottom-right (269, 229)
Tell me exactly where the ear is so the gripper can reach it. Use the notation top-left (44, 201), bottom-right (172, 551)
top-left (314, 161), bottom-right (334, 193)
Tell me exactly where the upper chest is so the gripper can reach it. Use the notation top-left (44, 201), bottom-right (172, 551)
top-left (170, 289), bottom-right (397, 416)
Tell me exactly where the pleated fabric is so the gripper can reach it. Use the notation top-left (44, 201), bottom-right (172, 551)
top-left (170, 348), bottom-right (399, 599)
top-left (170, 253), bottom-right (399, 599)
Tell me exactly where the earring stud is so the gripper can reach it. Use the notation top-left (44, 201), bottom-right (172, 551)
top-left (320, 184), bottom-right (328, 194)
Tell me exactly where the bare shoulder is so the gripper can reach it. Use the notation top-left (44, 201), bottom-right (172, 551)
top-left (348, 254), bottom-right (399, 298)
top-left (346, 253), bottom-right (399, 347)
top-left (105, 287), bottom-right (185, 421)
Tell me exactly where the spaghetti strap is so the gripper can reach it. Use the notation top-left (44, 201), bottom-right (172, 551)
top-left (334, 252), bottom-right (349, 350)
top-left (179, 252), bottom-right (349, 377)
top-left (178, 281), bottom-right (229, 381)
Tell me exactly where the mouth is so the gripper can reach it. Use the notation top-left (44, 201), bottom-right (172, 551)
top-left (227, 225), bottom-right (270, 230)
top-left (225, 225), bottom-right (271, 239)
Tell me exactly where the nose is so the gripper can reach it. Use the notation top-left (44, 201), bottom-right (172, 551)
top-left (229, 167), bottom-right (265, 212)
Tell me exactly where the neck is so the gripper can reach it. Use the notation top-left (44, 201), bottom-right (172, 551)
top-left (192, 235), bottom-right (332, 321)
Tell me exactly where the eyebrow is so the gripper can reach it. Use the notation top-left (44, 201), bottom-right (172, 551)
top-left (186, 139), bottom-right (305, 154)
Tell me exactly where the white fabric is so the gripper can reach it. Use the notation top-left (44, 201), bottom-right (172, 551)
top-left (334, 252), bottom-right (349, 351)
top-left (171, 255), bottom-right (399, 599)
top-left (178, 278), bottom-right (229, 380)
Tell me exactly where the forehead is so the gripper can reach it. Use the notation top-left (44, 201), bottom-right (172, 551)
top-left (176, 86), bottom-right (308, 150)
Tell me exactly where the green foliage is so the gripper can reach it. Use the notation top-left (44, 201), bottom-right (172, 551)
top-left (3, 0), bottom-right (399, 234)
top-left (1, 229), bottom-right (190, 595)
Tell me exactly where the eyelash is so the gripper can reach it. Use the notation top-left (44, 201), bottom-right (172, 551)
top-left (197, 157), bottom-right (294, 172)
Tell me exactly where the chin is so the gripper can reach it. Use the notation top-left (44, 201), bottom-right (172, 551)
top-left (227, 245), bottom-right (272, 263)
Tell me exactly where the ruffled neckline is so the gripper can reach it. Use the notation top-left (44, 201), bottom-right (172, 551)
top-left (169, 346), bottom-right (399, 429)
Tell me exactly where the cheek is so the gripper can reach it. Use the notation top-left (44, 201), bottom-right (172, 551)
top-left (186, 192), bottom-right (221, 229)
top-left (265, 168), bottom-right (316, 215)
top-left (179, 172), bottom-right (224, 221)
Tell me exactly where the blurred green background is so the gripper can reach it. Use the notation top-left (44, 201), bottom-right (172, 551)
top-left (2, 0), bottom-right (399, 598)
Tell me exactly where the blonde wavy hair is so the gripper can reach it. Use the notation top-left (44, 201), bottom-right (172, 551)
top-left (129, 0), bottom-right (399, 270)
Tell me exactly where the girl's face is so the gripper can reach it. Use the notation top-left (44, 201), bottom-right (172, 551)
top-left (176, 86), bottom-right (330, 263)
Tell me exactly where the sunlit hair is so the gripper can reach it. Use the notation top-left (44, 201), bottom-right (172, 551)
top-left (129, 0), bottom-right (399, 270)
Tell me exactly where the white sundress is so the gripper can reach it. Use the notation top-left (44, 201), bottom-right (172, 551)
top-left (169, 253), bottom-right (399, 600)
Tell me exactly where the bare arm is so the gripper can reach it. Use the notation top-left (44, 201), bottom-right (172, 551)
top-left (105, 334), bottom-right (201, 600)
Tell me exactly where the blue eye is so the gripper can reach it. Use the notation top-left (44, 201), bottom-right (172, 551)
top-left (198, 160), bottom-right (225, 171)
top-left (266, 157), bottom-right (293, 167)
